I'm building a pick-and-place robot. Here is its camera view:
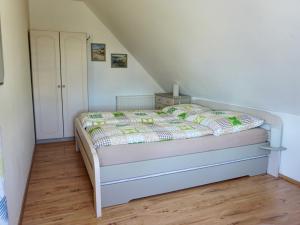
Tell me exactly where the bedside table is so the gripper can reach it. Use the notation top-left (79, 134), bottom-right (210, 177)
top-left (155, 93), bottom-right (191, 110)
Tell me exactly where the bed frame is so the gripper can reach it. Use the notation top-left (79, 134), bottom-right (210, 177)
top-left (74, 99), bottom-right (285, 218)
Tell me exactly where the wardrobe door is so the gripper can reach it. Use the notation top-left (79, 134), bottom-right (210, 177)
top-left (60, 32), bottom-right (88, 138)
top-left (30, 31), bottom-right (63, 140)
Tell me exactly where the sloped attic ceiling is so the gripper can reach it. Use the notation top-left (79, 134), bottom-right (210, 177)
top-left (83, 0), bottom-right (300, 115)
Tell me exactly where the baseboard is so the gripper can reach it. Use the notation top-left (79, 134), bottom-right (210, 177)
top-left (18, 145), bottom-right (36, 225)
top-left (279, 173), bottom-right (300, 187)
top-left (36, 136), bottom-right (74, 144)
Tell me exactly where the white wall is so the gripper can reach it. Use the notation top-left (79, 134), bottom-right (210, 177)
top-left (275, 113), bottom-right (300, 181)
top-left (29, 0), bottom-right (163, 111)
top-left (0, 0), bottom-right (35, 224)
top-left (0, 25), bottom-right (4, 84)
top-left (84, 0), bottom-right (300, 115)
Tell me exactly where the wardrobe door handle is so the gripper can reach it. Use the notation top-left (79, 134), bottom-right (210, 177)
top-left (62, 85), bottom-right (66, 88)
top-left (57, 85), bottom-right (61, 88)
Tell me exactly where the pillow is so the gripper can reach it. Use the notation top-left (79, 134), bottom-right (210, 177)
top-left (188, 110), bottom-right (264, 136)
top-left (162, 104), bottom-right (210, 116)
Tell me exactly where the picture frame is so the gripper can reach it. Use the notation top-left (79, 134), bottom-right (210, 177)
top-left (111, 54), bottom-right (128, 68)
top-left (91, 43), bottom-right (106, 61)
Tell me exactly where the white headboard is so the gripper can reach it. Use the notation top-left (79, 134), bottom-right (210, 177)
top-left (116, 95), bottom-right (155, 111)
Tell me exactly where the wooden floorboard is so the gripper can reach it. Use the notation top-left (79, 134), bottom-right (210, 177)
top-left (22, 141), bottom-right (300, 225)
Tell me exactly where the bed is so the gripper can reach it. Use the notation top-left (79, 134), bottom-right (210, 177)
top-left (75, 99), bottom-right (285, 218)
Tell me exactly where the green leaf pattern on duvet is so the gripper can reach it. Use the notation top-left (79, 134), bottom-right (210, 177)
top-left (121, 127), bottom-right (139, 134)
top-left (213, 111), bottom-right (226, 115)
top-left (228, 116), bottom-right (242, 126)
top-left (113, 112), bottom-right (125, 117)
top-left (134, 112), bottom-right (148, 116)
top-left (88, 126), bottom-right (102, 136)
top-left (92, 121), bottom-right (106, 126)
top-left (167, 107), bottom-right (177, 114)
top-left (177, 112), bottom-right (188, 120)
top-left (141, 118), bottom-right (154, 124)
top-left (89, 112), bottom-right (103, 119)
top-left (156, 111), bottom-right (167, 115)
top-left (193, 115), bottom-right (206, 124)
top-left (178, 125), bottom-right (193, 131)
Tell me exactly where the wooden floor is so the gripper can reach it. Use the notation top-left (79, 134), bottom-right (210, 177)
top-left (22, 142), bottom-right (300, 225)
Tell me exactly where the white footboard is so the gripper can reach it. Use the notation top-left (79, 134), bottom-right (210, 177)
top-left (75, 119), bottom-right (102, 217)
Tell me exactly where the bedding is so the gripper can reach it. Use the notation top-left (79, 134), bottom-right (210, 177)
top-left (79, 104), bottom-right (264, 152)
top-left (186, 110), bottom-right (264, 136)
top-left (79, 110), bottom-right (177, 129)
top-left (162, 104), bottom-right (210, 117)
top-left (86, 120), bottom-right (213, 149)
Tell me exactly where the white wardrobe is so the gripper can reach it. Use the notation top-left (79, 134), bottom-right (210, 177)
top-left (30, 30), bottom-right (88, 141)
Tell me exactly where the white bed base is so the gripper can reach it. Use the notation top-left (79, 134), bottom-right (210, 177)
top-left (74, 100), bottom-right (285, 218)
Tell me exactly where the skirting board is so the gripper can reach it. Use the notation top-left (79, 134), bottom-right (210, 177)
top-left (279, 174), bottom-right (300, 187)
top-left (18, 145), bottom-right (36, 225)
top-left (36, 137), bottom-right (74, 144)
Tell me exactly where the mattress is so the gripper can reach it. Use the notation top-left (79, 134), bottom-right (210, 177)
top-left (97, 128), bottom-right (268, 166)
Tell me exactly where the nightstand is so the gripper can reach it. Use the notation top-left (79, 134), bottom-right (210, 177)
top-left (155, 93), bottom-right (191, 110)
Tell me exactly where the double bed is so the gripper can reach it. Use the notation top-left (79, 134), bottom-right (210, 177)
top-left (75, 99), bottom-right (284, 218)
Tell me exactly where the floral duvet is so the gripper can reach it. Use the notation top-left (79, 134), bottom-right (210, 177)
top-left (79, 110), bottom-right (177, 129)
top-left (86, 119), bottom-right (213, 149)
top-left (80, 106), bottom-right (264, 150)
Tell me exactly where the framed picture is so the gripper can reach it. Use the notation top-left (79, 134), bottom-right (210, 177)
top-left (91, 43), bottom-right (106, 61)
top-left (111, 54), bottom-right (127, 68)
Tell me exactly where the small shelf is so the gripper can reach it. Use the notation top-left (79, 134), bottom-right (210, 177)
top-left (259, 145), bottom-right (287, 151)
